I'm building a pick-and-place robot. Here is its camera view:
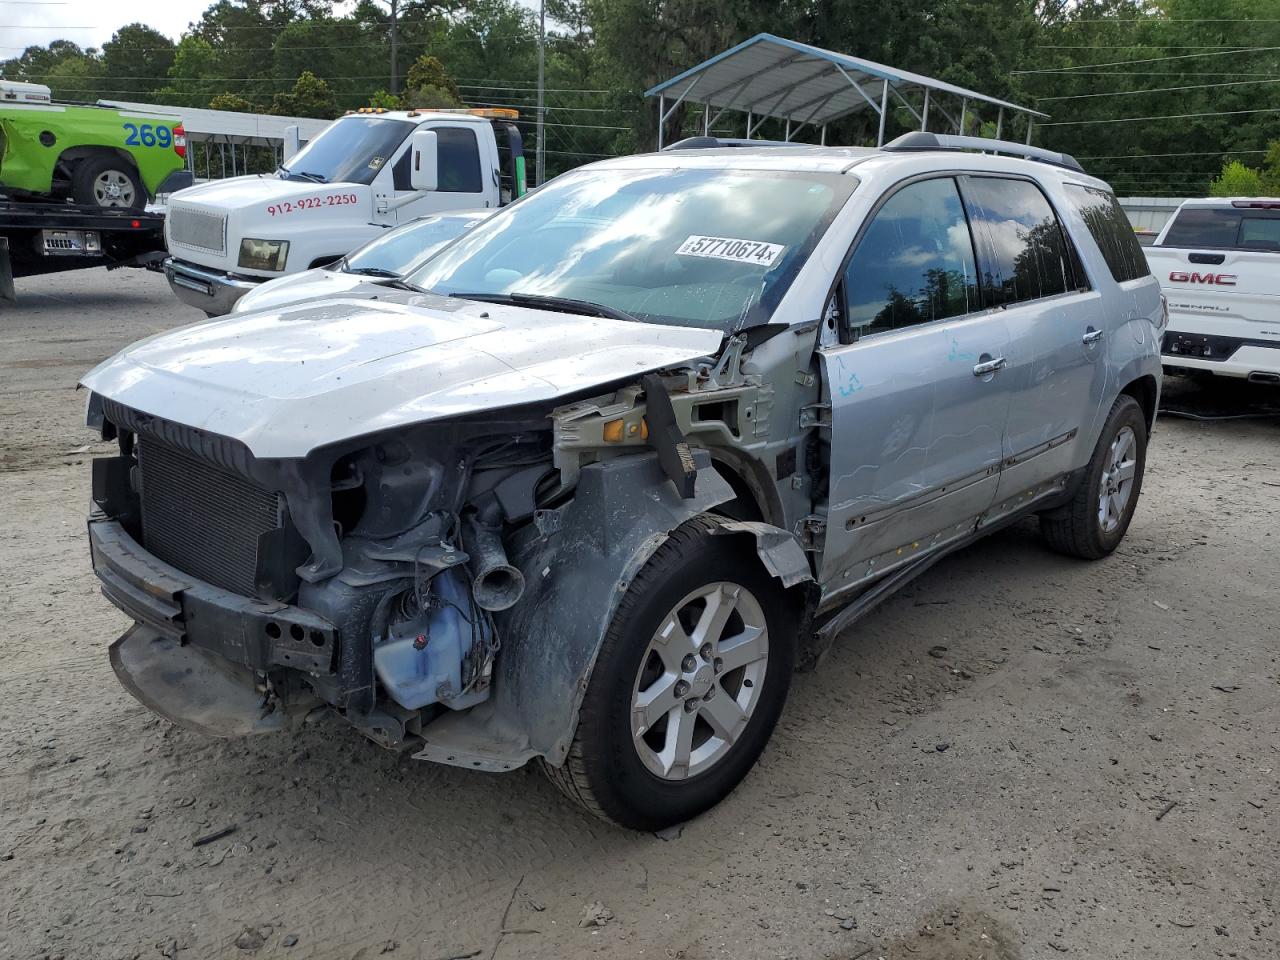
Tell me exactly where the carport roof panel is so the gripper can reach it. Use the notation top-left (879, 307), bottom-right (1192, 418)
top-left (644, 34), bottom-right (1049, 125)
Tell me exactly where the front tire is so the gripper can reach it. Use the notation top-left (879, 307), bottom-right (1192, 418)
top-left (545, 515), bottom-right (796, 830)
top-left (1040, 394), bottom-right (1148, 559)
top-left (72, 155), bottom-right (145, 211)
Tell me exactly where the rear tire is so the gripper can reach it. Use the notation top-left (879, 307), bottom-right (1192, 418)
top-left (1040, 394), bottom-right (1147, 560)
top-left (72, 155), bottom-right (145, 211)
top-left (544, 515), bottom-right (796, 830)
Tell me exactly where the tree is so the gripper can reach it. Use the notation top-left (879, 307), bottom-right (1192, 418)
top-left (209, 92), bottom-right (258, 112)
top-left (402, 54), bottom-right (462, 108)
top-left (101, 24), bottom-right (175, 100)
top-left (367, 88), bottom-right (404, 109)
top-left (1209, 160), bottom-right (1264, 198)
top-left (269, 70), bottom-right (338, 118)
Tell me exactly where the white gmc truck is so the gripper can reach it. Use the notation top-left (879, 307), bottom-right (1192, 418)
top-left (1146, 197), bottom-right (1280, 384)
top-left (163, 108), bottom-right (526, 315)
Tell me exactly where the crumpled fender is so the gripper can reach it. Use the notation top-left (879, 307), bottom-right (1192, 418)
top-left (411, 450), bottom-right (743, 771)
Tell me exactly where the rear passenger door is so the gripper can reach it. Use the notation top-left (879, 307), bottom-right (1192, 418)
top-left (959, 176), bottom-right (1104, 503)
top-left (817, 176), bottom-right (1010, 594)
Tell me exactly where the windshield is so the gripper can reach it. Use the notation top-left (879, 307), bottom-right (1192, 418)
top-left (344, 215), bottom-right (487, 276)
top-left (281, 117), bottom-right (413, 186)
top-left (406, 166), bottom-right (857, 331)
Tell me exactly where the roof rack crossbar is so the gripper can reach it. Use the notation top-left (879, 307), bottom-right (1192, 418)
top-left (661, 136), bottom-right (810, 151)
top-left (882, 132), bottom-right (1084, 173)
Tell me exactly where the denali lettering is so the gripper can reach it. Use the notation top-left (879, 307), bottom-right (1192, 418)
top-left (1168, 271), bottom-right (1237, 285)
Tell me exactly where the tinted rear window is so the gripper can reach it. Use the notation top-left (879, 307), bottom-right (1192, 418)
top-left (962, 176), bottom-right (1083, 306)
top-left (1160, 206), bottom-right (1280, 252)
top-left (1064, 185), bottom-right (1150, 282)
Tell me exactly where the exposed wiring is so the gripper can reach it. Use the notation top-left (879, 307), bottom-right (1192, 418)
top-left (1159, 407), bottom-right (1280, 421)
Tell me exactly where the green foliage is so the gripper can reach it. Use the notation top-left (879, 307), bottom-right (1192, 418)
top-left (405, 56), bottom-right (458, 98)
top-left (208, 92), bottom-right (258, 112)
top-left (367, 89), bottom-right (405, 110)
top-left (269, 71), bottom-right (339, 118)
top-left (1209, 161), bottom-right (1264, 198)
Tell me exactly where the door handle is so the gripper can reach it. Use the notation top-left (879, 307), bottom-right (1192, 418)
top-left (1082, 328), bottom-right (1104, 345)
top-left (972, 356), bottom-right (1007, 377)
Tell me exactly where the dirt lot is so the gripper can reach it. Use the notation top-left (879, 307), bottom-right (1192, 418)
top-left (1, 268), bottom-right (1277, 960)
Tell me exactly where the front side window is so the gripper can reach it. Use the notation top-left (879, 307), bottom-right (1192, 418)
top-left (436, 127), bottom-right (483, 193)
top-left (281, 117), bottom-right (414, 186)
top-left (407, 166), bottom-right (857, 332)
top-left (963, 176), bottom-right (1081, 305)
top-left (1064, 184), bottom-right (1149, 283)
top-left (842, 177), bottom-right (979, 337)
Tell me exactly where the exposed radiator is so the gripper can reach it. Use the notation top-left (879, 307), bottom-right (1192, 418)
top-left (137, 438), bottom-right (281, 598)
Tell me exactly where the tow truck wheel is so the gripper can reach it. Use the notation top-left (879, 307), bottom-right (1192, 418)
top-left (544, 515), bottom-right (796, 831)
top-left (72, 155), bottom-right (145, 211)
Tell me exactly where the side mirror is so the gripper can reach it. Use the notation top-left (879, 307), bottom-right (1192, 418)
top-left (410, 130), bottom-right (439, 192)
top-left (283, 124), bottom-right (300, 162)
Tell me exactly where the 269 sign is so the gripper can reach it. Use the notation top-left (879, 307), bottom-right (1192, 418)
top-left (122, 123), bottom-right (174, 149)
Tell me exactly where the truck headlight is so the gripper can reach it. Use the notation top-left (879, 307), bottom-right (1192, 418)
top-left (238, 238), bottom-right (289, 272)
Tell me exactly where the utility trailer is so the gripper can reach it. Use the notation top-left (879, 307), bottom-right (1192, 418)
top-left (0, 200), bottom-right (167, 302)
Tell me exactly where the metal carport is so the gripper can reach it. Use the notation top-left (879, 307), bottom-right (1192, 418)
top-left (645, 33), bottom-right (1048, 149)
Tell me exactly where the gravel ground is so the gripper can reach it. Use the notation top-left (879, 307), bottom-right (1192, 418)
top-left (1, 268), bottom-right (1277, 960)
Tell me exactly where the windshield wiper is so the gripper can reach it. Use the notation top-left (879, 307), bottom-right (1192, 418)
top-left (344, 266), bottom-right (400, 278)
top-left (280, 169), bottom-right (327, 183)
top-left (448, 291), bottom-right (639, 323)
top-left (373, 277), bottom-right (425, 292)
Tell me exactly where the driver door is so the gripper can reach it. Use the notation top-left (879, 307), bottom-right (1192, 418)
top-left (817, 176), bottom-right (1011, 594)
top-left (386, 123), bottom-right (491, 223)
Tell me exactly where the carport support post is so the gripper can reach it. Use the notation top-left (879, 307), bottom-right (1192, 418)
top-left (922, 88), bottom-right (930, 132)
top-left (820, 124), bottom-right (827, 145)
top-left (959, 98), bottom-right (967, 135)
top-left (1026, 118), bottom-right (1034, 144)
top-left (996, 107), bottom-right (1004, 140)
top-left (876, 81), bottom-right (889, 146)
top-left (658, 95), bottom-right (665, 149)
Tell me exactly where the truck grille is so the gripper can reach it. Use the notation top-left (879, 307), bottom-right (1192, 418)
top-left (137, 438), bottom-right (282, 598)
top-left (169, 204), bottom-right (226, 255)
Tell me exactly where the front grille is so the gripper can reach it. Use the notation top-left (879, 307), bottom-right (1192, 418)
top-left (137, 438), bottom-right (281, 597)
top-left (169, 204), bottom-right (226, 255)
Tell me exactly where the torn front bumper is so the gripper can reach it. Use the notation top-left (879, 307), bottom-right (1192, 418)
top-left (89, 517), bottom-right (335, 733)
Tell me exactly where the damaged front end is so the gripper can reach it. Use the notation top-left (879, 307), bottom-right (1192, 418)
top-left (84, 358), bottom-right (781, 767)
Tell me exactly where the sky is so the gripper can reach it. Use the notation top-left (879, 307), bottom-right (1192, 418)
top-left (1, 0), bottom-right (544, 58)
top-left (2, 0), bottom-right (228, 55)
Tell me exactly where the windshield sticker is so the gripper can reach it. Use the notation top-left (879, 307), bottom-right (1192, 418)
top-left (676, 235), bottom-right (786, 267)
top-left (368, 156), bottom-right (386, 170)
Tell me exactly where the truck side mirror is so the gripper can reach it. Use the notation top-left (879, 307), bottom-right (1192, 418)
top-left (283, 125), bottom-right (300, 163)
top-left (410, 130), bottom-right (439, 192)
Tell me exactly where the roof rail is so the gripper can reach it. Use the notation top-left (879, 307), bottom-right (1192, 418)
top-left (881, 132), bottom-right (1084, 174)
top-left (662, 136), bottom-right (809, 152)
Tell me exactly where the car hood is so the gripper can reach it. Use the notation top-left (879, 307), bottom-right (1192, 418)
top-left (81, 292), bottom-right (723, 459)
top-left (170, 174), bottom-right (366, 208)
top-left (232, 267), bottom-right (371, 314)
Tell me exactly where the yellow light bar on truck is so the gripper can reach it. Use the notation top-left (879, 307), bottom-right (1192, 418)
top-left (419, 107), bottom-right (519, 119)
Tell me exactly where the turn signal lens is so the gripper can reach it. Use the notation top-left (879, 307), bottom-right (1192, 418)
top-left (173, 124), bottom-right (187, 159)
top-left (602, 418), bottom-right (648, 442)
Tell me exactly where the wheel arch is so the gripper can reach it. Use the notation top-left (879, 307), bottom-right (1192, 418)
top-left (406, 451), bottom-right (814, 773)
top-left (1119, 373), bottom-right (1159, 434)
top-left (58, 145), bottom-right (140, 177)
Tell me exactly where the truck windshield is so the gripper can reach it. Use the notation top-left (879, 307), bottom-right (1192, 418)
top-left (406, 166), bottom-right (857, 332)
top-left (280, 116), bottom-right (414, 186)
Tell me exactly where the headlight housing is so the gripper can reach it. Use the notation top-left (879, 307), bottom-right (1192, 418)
top-left (238, 238), bottom-right (289, 272)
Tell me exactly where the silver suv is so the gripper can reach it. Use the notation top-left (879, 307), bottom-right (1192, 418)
top-left (82, 133), bottom-right (1164, 830)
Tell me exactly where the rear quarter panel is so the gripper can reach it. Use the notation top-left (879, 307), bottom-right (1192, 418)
top-left (0, 104), bottom-right (184, 195)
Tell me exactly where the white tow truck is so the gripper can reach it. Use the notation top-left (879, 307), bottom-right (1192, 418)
top-left (163, 107), bottom-right (526, 315)
top-left (1147, 197), bottom-right (1280, 383)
